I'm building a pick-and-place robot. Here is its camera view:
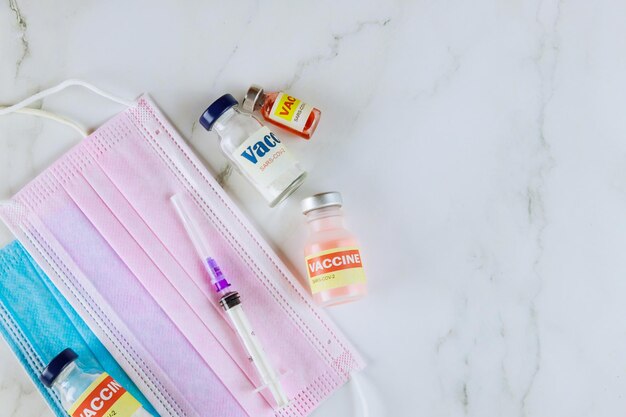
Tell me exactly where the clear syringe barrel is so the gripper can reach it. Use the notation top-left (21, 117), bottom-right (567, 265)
top-left (220, 292), bottom-right (289, 409)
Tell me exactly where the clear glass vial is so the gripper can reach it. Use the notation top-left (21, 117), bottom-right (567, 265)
top-left (242, 85), bottom-right (321, 140)
top-left (302, 192), bottom-right (367, 306)
top-left (200, 94), bottom-right (307, 207)
top-left (40, 348), bottom-right (153, 417)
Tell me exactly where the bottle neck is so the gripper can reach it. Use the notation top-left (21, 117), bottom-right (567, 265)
top-left (53, 362), bottom-right (80, 389)
top-left (255, 92), bottom-right (268, 110)
top-left (212, 107), bottom-right (238, 135)
top-left (306, 207), bottom-right (345, 232)
top-left (51, 362), bottom-right (102, 410)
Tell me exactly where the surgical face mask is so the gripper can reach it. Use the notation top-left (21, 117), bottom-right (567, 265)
top-left (0, 80), bottom-right (365, 417)
top-left (0, 240), bottom-right (158, 417)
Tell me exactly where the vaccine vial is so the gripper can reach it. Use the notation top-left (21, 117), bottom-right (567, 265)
top-left (200, 94), bottom-right (307, 207)
top-left (40, 348), bottom-right (154, 417)
top-left (302, 192), bottom-right (367, 306)
top-left (241, 85), bottom-right (321, 140)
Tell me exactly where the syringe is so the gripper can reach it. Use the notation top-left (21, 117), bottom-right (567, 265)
top-left (170, 194), bottom-right (289, 409)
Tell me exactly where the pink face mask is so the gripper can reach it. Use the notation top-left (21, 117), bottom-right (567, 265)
top-left (0, 82), bottom-right (365, 417)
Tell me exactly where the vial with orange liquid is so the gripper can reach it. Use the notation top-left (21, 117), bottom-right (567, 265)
top-left (242, 85), bottom-right (321, 139)
top-left (302, 192), bottom-right (367, 306)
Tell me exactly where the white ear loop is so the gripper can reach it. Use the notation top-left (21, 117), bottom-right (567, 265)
top-left (350, 371), bottom-right (371, 417)
top-left (0, 79), bottom-right (133, 116)
top-left (0, 107), bottom-right (89, 138)
top-left (0, 79), bottom-right (134, 206)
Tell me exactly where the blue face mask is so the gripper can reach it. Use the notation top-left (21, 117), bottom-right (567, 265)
top-left (0, 241), bottom-right (158, 416)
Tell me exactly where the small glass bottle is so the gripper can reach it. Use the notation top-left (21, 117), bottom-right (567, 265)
top-left (302, 192), bottom-right (367, 306)
top-left (200, 94), bottom-right (307, 207)
top-left (40, 348), bottom-right (154, 417)
top-left (242, 85), bottom-right (321, 140)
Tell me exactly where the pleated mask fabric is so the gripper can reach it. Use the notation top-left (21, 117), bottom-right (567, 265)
top-left (0, 240), bottom-right (158, 417)
top-left (0, 95), bottom-right (365, 417)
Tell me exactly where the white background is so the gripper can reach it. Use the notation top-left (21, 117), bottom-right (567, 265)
top-left (1, 1), bottom-right (626, 416)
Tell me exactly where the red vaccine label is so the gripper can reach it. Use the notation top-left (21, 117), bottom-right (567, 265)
top-left (68, 373), bottom-right (141, 417)
top-left (305, 247), bottom-right (366, 294)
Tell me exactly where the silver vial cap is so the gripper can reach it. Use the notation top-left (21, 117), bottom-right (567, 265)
top-left (241, 85), bottom-right (265, 113)
top-left (301, 192), bottom-right (343, 214)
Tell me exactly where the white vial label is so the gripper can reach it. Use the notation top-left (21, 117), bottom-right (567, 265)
top-left (233, 127), bottom-right (298, 188)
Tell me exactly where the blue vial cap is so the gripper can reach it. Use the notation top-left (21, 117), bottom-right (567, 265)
top-left (40, 348), bottom-right (78, 387)
top-left (199, 94), bottom-right (239, 131)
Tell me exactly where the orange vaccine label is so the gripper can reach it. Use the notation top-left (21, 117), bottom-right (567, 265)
top-left (268, 92), bottom-right (314, 132)
top-left (68, 373), bottom-right (141, 417)
top-left (305, 247), bottom-right (366, 293)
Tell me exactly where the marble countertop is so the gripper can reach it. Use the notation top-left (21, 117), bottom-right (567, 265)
top-left (2, 1), bottom-right (626, 416)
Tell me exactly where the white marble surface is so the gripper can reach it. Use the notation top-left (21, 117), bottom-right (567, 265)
top-left (1, 0), bottom-right (626, 416)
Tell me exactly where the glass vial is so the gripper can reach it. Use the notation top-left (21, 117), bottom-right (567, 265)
top-left (302, 192), bottom-right (367, 306)
top-left (40, 348), bottom-right (154, 417)
top-left (200, 94), bottom-right (307, 207)
top-left (242, 85), bottom-right (321, 140)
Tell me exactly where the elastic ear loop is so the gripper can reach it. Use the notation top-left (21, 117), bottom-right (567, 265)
top-left (351, 371), bottom-right (371, 417)
top-left (0, 79), bottom-right (134, 206)
top-left (0, 79), bottom-right (133, 116)
top-left (0, 106), bottom-right (89, 137)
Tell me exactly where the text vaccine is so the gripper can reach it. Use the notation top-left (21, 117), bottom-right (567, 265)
top-left (200, 94), bottom-right (306, 207)
top-left (40, 348), bottom-right (154, 417)
top-left (302, 192), bottom-right (367, 306)
top-left (242, 85), bottom-right (321, 140)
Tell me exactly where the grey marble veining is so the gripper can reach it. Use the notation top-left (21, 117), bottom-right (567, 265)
top-left (1, 1), bottom-right (626, 416)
